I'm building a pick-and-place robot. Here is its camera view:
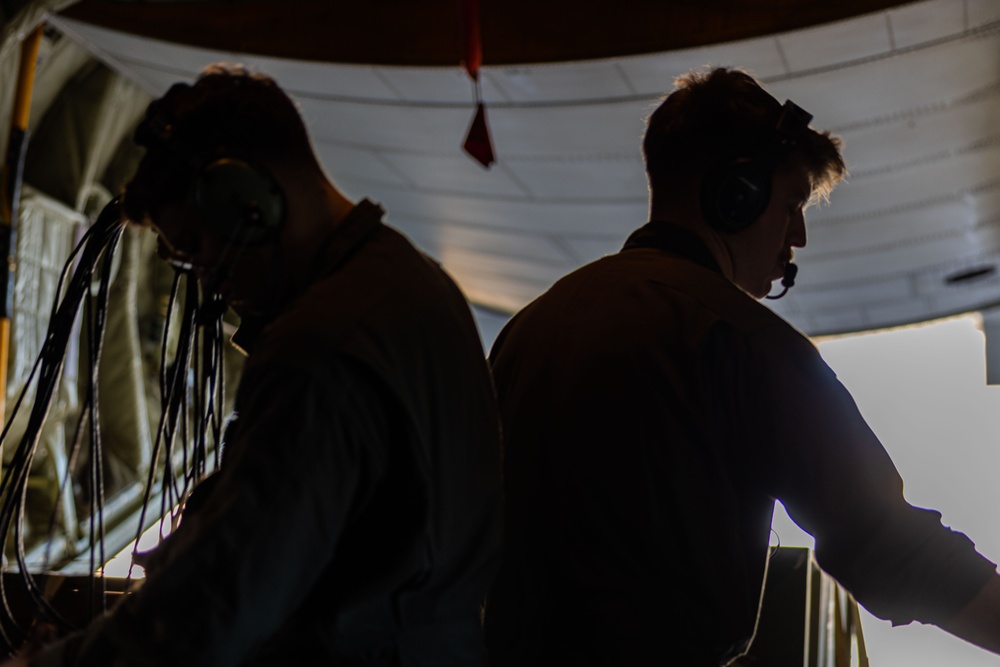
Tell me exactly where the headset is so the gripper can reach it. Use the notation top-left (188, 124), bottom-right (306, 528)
top-left (193, 155), bottom-right (286, 246)
top-left (136, 88), bottom-right (287, 247)
top-left (700, 100), bottom-right (813, 234)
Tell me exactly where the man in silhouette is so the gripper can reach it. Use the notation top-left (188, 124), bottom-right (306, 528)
top-left (483, 67), bottom-right (1000, 666)
top-left (15, 64), bottom-right (503, 667)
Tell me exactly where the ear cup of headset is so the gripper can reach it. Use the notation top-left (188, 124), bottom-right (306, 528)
top-left (194, 157), bottom-right (286, 246)
top-left (700, 158), bottom-right (773, 234)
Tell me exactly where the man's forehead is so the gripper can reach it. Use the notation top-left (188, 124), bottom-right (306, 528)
top-left (777, 167), bottom-right (813, 200)
top-left (123, 145), bottom-right (194, 219)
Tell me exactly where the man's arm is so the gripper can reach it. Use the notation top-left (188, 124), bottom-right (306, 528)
top-left (17, 358), bottom-right (389, 667)
top-left (733, 326), bottom-right (1000, 641)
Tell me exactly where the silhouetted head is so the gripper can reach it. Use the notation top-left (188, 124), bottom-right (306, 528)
top-left (643, 67), bottom-right (845, 211)
top-left (122, 64), bottom-right (341, 316)
top-left (123, 63), bottom-right (317, 230)
top-left (641, 67), bottom-right (847, 299)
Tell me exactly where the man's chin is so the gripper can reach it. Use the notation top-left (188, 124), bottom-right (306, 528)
top-left (229, 298), bottom-right (278, 321)
top-left (227, 300), bottom-right (252, 317)
top-left (736, 283), bottom-right (770, 300)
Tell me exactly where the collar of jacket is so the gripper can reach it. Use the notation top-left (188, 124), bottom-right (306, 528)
top-left (230, 198), bottom-right (386, 355)
top-left (622, 220), bottom-right (723, 276)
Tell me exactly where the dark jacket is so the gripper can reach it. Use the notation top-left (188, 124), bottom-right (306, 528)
top-left (484, 222), bottom-right (995, 666)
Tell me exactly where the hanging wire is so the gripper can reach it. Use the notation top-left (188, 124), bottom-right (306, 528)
top-left (0, 196), bottom-right (228, 654)
top-left (126, 255), bottom-right (226, 582)
top-left (0, 198), bottom-right (125, 651)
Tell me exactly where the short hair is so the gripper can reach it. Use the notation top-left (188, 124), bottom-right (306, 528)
top-left (123, 64), bottom-right (314, 224)
top-left (642, 67), bottom-right (846, 204)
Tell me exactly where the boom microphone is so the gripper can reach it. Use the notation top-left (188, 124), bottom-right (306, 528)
top-left (765, 262), bottom-right (797, 300)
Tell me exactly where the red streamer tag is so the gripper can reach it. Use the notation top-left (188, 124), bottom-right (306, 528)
top-left (463, 101), bottom-right (495, 168)
top-left (458, 0), bottom-right (493, 167)
top-left (459, 0), bottom-right (482, 80)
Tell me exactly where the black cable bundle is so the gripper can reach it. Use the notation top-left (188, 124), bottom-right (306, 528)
top-left (0, 196), bottom-right (228, 654)
top-left (128, 267), bottom-right (226, 580)
top-left (0, 197), bottom-right (125, 652)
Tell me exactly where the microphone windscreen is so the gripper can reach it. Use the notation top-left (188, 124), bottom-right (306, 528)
top-left (782, 263), bottom-right (798, 288)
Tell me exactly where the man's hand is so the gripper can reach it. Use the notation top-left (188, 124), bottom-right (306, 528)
top-left (0, 621), bottom-right (60, 667)
top-left (939, 574), bottom-right (1000, 655)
